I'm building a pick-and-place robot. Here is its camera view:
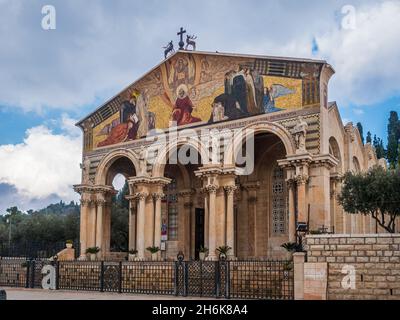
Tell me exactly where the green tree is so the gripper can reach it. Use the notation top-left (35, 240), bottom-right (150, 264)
top-left (387, 111), bottom-right (399, 169)
top-left (356, 122), bottom-right (364, 144)
top-left (338, 166), bottom-right (400, 233)
top-left (366, 131), bottom-right (372, 144)
top-left (373, 135), bottom-right (386, 160)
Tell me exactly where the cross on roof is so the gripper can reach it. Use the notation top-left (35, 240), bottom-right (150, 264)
top-left (177, 27), bottom-right (186, 50)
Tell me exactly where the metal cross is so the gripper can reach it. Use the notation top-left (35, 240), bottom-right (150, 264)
top-left (177, 27), bottom-right (186, 50)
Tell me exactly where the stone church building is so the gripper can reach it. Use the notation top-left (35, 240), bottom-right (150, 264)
top-left (74, 50), bottom-right (385, 261)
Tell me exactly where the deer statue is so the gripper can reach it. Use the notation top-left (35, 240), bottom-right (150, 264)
top-left (163, 41), bottom-right (175, 59)
top-left (185, 35), bottom-right (197, 51)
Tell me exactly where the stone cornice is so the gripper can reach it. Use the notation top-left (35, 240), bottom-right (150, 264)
top-left (127, 176), bottom-right (171, 186)
top-left (277, 153), bottom-right (313, 168)
top-left (311, 154), bottom-right (339, 169)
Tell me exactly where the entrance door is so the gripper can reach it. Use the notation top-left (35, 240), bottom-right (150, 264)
top-left (194, 208), bottom-right (205, 260)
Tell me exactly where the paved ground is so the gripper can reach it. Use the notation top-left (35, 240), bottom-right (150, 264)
top-left (3, 288), bottom-right (215, 300)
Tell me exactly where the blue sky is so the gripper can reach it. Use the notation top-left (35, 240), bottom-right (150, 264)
top-left (0, 0), bottom-right (399, 213)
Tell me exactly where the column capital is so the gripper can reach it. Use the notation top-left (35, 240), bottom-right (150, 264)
top-left (134, 192), bottom-right (149, 201)
top-left (295, 174), bottom-right (309, 185)
top-left (286, 178), bottom-right (296, 190)
top-left (204, 184), bottom-right (218, 194)
top-left (152, 192), bottom-right (165, 200)
top-left (224, 185), bottom-right (238, 195)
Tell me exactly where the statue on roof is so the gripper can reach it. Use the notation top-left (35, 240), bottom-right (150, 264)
top-left (163, 40), bottom-right (175, 59)
top-left (185, 34), bottom-right (197, 51)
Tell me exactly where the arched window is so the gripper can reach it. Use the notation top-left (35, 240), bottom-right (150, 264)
top-left (271, 166), bottom-right (287, 235)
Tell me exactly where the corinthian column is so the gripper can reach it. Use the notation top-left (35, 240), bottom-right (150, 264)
top-left (135, 192), bottom-right (148, 259)
top-left (206, 184), bottom-right (218, 260)
top-left (95, 193), bottom-right (106, 258)
top-left (126, 195), bottom-right (137, 252)
top-left (286, 179), bottom-right (296, 243)
top-left (79, 196), bottom-right (90, 259)
top-left (296, 174), bottom-right (308, 223)
top-left (224, 185), bottom-right (237, 258)
top-left (152, 192), bottom-right (165, 253)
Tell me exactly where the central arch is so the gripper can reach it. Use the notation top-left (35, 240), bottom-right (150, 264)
top-left (224, 121), bottom-right (296, 167)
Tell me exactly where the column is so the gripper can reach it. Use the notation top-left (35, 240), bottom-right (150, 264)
top-left (296, 175), bottom-right (308, 224)
top-left (224, 185), bottom-right (237, 258)
top-left (153, 192), bottom-right (164, 254)
top-left (144, 194), bottom-right (154, 256)
top-left (79, 195), bottom-right (90, 259)
top-left (95, 193), bottom-right (105, 258)
top-left (206, 184), bottom-right (218, 260)
top-left (126, 195), bottom-right (137, 251)
top-left (88, 201), bottom-right (97, 249)
top-left (135, 192), bottom-right (148, 259)
top-left (203, 189), bottom-right (209, 249)
top-left (286, 179), bottom-right (296, 243)
top-left (103, 198), bottom-right (112, 254)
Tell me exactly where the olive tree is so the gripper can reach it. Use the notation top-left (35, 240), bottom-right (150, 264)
top-left (338, 166), bottom-right (400, 233)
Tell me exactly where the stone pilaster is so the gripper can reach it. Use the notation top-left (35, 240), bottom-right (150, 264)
top-left (243, 182), bottom-right (260, 257)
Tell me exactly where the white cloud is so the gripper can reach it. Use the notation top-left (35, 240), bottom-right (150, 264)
top-left (0, 118), bottom-right (82, 200)
top-left (316, 1), bottom-right (400, 106)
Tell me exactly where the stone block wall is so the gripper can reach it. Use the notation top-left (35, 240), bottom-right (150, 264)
top-left (305, 234), bottom-right (400, 300)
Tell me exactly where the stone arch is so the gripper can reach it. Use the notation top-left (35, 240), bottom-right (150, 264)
top-left (224, 121), bottom-right (295, 166)
top-left (329, 136), bottom-right (343, 174)
top-left (95, 148), bottom-right (140, 185)
top-left (152, 137), bottom-right (209, 177)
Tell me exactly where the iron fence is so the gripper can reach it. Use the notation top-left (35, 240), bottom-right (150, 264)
top-left (0, 241), bottom-right (80, 259)
top-left (0, 258), bottom-right (294, 299)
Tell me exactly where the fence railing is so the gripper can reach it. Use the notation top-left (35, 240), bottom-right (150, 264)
top-left (0, 258), bottom-right (294, 299)
top-left (0, 241), bottom-right (80, 259)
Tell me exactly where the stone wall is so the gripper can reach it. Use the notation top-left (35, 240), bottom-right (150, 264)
top-left (305, 234), bottom-right (400, 300)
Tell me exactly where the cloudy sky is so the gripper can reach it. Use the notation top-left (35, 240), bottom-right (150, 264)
top-left (0, 0), bottom-right (399, 213)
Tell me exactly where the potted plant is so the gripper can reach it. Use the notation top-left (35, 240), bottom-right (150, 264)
top-left (86, 246), bottom-right (100, 261)
top-left (128, 249), bottom-right (138, 261)
top-left (281, 242), bottom-right (303, 259)
top-left (216, 245), bottom-right (231, 260)
top-left (198, 246), bottom-right (208, 261)
top-left (66, 240), bottom-right (73, 249)
top-left (146, 246), bottom-right (160, 261)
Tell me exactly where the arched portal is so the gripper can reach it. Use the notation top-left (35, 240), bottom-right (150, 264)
top-left (160, 145), bottom-right (203, 260)
top-left (235, 131), bottom-right (289, 259)
top-left (90, 150), bottom-right (138, 259)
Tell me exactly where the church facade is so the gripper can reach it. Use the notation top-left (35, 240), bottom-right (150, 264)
top-left (74, 50), bottom-right (385, 261)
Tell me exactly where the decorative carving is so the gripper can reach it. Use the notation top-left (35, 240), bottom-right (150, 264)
top-left (80, 156), bottom-right (91, 185)
top-left (138, 146), bottom-right (148, 176)
top-left (224, 185), bottom-right (238, 195)
top-left (205, 184), bottom-right (218, 194)
top-left (291, 116), bottom-right (308, 152)
top-left (163, 40), bottom-right (174, 59)
top-left (152, 193), bottom-right (165, 201)
top-left (295, 174), bottom-right (309, 185)
top-left (286, 178), bottom-right (296, 190)
top-left (247, 196), bottom-right (257, 204)
top-left (134, 192), bottom-right (148, 201)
